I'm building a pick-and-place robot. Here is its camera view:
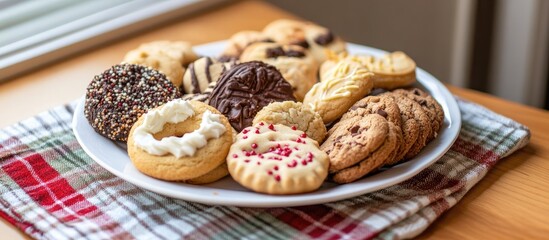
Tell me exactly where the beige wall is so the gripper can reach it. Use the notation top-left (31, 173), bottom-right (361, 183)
top-left (266, 0), bottom-right (460, 83)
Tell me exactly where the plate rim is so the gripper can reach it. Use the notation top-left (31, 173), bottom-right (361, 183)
top-left (72, 41), bottom-right (461, 207)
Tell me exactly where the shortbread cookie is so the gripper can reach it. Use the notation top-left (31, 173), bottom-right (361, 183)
top-left (135, 41), bottom-right (198, 67)
top-left (304, 24), bottom-right (346, 63)
top-left (181, 81), bottom-right (216, 103)
top-left (123, 51), bottom-right (184, 87)
top-left (253, 101), bottom-right (327, 143)
top-left (127, 100), bottom-right (233, 182)
top-left (85, 64), bottom-right (181, 141)
top-left (182, 57), bottom-right (235, 94)
top-left (322, 114), bottom-right (389, 172)
top-left (240, 42), bottom-right (318, 101)
top-left (262, 19), bottom-right (309, 48)
top-left (332, 121), bottom-right (400, 183)
top-left (303, 61), bottom-right (374, 123)
top-left (221, 31), bottom-right (273, 58)
top-left (209, 61), bottom-right (296, 132)
top-left (393, 88), bottom-right (444, 139)
top-left (227, 122), bottom-right (329, 194)
top-left (384, 92), bottom-right (431, 159)
top-left (184, 162), bottom-right (229, 184)
top-left (321, 51), bottom-right (416, 89)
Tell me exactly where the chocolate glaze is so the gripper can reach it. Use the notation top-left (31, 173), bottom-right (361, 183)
top-left (209, 61), bottom-right (296, 132)
top-left (292, 39), bottom-right (309, 49)
top-left (265, 47), bottom-right (305, 58)
top-left (314, 31), bottom-right (334, 46)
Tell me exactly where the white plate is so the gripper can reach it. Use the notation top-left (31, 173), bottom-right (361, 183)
top-left (72, 41), bottom-right (461, 207)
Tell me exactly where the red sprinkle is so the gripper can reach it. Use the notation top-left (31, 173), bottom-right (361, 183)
top-left (243, 135), bottom-right (248, 139)
top-left (274, 175), bottom-right (281, 181)
top-left (300, 133), bottom-right (307, 138)
top-left (255, 129), bottom-right (260, 134)
top-left (301, 160), bottom-right (308, 165)
top-left (296, 138), bottom-right (302, 143)
top-left (268, 124), bottom-right (275, 131)
top-left (242, 129), bottom-right (249, 134)
top-left (287, 160), bottom-right (298, 168)
top-left (232, 154), bottom-right (238, 158)
top-left (291, 126), bottom-right (297, 130)
top-left (259, 122), bottom-right (265, 126)
top-left (267, 170), bottom-right (273, 175)
top-left (257, 161), bottom-right (261, 165)
top-left (274, 166), bottom-right (279, 171)
top-left (245, 152), bottom-right (251, 157)
top-left (251, 143), bottom-right (258, 149)
top-left (244, 159), bottom-right (250, 163)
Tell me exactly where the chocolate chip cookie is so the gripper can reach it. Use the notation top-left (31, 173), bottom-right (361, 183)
top-left (331, 121), bottom-right (400, 183)
top-left (393, 88), bottom-right (444, 139)
top-left (321, 114), bottom-right (389, 172)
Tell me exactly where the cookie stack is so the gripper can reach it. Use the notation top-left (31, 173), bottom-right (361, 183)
top-left (322, 89), bottom-right (444, 183)
top-left (83, 19), bottom-right (445, 195)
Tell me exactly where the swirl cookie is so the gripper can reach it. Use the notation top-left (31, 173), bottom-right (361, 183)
top-left (322, 114), bottom-right (389, 172)
top-left (321, 51), bottom-right (416, 90)
top-left (227, 122), bottom-right (329, 194)
top-left (240, 42), bottom-right (318, 101)
top-left (304, 24), bottom-right (347, 63)
top-left (182, 57), bottom-right (236, 94)
top-left (253, 101), bottom-right (327, 143)
top-left (209, 61), bottom-right (296, 132)
top-left (85, 64), bottom-right (181, 142)
top-left (127, 99), bottom-right (233, 182)
top-left (303, 61), bottom-right (374, 123)
top-left (221, 31), bottom-right (273, 59)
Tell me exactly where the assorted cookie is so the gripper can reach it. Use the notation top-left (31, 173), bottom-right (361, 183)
top-left (240, 42), bottom-right (318, 101)
top-left (253, 101), bottom-right (326, 143)
top-left (85, 64), bottom-right (181, 142)
top-left (321, 51), bottom-right (416, 90)
top-left (209, 61), bottom-right (296, 132)
top-left (182, 57), bottom-right (236, 94)
top-left (303, 60), bottom-right (374, 123)
top-left (84, 19), bottom-right (445, 193)
top-left (227, 122), bottom-right (329, 194)
top-left (123, 41), bottom-right (198, 88)
top-left (127, 99), bottom-right (233, 182)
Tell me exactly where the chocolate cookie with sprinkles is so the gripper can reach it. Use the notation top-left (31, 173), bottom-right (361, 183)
top-left (85, 63), bottom-right (182, 142)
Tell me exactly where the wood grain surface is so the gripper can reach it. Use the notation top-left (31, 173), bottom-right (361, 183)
top-left (1, 1), bottom-right (548, 239)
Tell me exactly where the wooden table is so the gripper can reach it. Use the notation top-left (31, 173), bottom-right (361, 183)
top-left (1, 1), bottom-right (548, 239)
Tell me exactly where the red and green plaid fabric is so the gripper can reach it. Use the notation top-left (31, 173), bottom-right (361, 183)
top-left (0, 98), bottom-right (530, 240)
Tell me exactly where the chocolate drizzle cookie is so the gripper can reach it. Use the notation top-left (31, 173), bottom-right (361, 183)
top-left (209, 61), bottom-right (296, 132)
top-left (240, 42), bottom-right (318, 101)
top-left (85, 64), bottom-right (181, 142)
top-left (182, 57), bottom-right (235, 94)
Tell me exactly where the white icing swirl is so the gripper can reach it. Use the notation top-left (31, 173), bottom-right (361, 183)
top-left (133, 99), bottom-right (226, 158)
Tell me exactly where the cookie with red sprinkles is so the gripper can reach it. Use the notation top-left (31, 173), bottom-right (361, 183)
top-left (227, 122), bottom-right (329, 194)
top-left (85, 63), bottom-right (181, 142)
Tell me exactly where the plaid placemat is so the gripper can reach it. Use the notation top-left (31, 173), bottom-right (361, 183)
top-left (0, 97), bottom-right (529, 240)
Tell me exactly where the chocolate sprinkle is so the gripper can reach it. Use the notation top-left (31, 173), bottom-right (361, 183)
top-left (84, 63), bottom-right (181, 142)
